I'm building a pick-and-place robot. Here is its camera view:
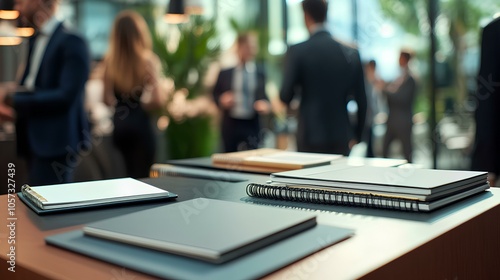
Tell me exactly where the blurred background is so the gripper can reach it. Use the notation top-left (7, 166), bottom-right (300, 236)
top-left (1, 0), bottom-right (499, 183)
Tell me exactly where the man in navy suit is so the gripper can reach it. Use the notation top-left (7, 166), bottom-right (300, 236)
top-left (471, 17), bottom-right (500, 187)
top-left (213, 32), bottom-right (271, 152)
top-left (0, 0), bottom-right (90, 185)
top-left (280, 0), bottom-right (367, 156)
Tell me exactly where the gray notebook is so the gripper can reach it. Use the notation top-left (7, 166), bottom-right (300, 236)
top-left (83, 198), bottom-right (317, 263)
top-left (271, 165), bottom-right (488, 196)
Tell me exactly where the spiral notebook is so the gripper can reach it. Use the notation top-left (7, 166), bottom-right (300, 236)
top-left (246, 183), bottom-right (489, 212)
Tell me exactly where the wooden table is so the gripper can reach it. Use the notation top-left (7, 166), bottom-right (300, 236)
top-left (1, 174), bottom-right (499, 279)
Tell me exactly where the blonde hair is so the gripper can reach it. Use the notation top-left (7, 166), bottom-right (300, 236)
top-left (104, 10), bottom-right (153, 95)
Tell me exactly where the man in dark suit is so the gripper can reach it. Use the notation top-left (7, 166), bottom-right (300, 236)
top-left (213, 32), bottom-right (271, 152)
top-left (280, 0), bottom-right (367, 156)
top-left (471, 17), bottom-right (500, 187)
top-left (381, 50), bottom-right (417, 162)
top-left (0, 0), bottom-right (90, 185)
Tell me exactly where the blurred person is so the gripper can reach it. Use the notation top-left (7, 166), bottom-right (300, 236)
top-left (102, 10), bottom-right (165, 178)
top-left (471, 17), bottom-right (500, 187)
top-left (364, 60), bottom-right (381, 158)
top-left (380, 50), bottom-right (417, 162)
top-left (280, 0), bottom-right (367, 156)
top-left (0, 0), bottom-right (90, 185)
top-left (212, 32), bottom-right (271, 152)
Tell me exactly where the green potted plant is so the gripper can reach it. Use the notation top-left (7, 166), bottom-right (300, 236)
top-left (152, 15), bottom-right (220, 159)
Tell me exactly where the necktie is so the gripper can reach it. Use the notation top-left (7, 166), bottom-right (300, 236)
top-left (242, 67), bottom-right (251, 111)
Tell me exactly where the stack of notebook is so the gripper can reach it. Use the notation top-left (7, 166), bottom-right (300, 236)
top-left (246, 165), bottom-right (489, 212)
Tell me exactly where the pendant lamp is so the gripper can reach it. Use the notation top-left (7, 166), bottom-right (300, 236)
top-left (164, 0), bottom-right (188, 24)
top-left (0, 0), bottom-right (18, 20)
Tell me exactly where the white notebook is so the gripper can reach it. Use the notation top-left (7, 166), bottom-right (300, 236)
top-left (20, 178), bottom-right (177, 211)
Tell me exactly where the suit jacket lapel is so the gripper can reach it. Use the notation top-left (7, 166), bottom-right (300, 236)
top-left (35, 23), bottom-right (64, 87)
top-left (225, 68), bottom-right (235, 92)
top-left (20, 34), bottom-right (39, 85)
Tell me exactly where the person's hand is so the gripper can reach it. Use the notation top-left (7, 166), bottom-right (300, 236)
top-left (219, 91), bottom-right (235, 110)
top-left (254, 100), bottom-right (271, 114)
top-left (0, 87), bottom-right (15, 122)
top-left (0, 104), bottom-right (14, 122)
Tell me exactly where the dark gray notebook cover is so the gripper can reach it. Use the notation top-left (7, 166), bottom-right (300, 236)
top-left (82, 198), bottom-right (317, 263)
top-left (150, 164), bottom-right (248, 182)
top-left (46, 224), bottom-right (353, 280)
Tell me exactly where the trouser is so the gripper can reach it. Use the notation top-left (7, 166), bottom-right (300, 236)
top-left (383, 124), bottom-right (413, 162)
top-left (222, 117), bottom-right (260, 152)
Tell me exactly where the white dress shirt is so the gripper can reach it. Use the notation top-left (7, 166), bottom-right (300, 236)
top-left (230, 62), bottom-right (257, 119)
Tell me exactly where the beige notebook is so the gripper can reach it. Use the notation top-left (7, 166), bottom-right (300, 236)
top-left (211, 148), bottom-right (342, 172)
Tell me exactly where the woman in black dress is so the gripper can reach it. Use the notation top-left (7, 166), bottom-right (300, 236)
top-left (102, 10), bottom-right (165, 178)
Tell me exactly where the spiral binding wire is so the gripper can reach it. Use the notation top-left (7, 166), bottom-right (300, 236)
top-left (246, 183), bottom-right (420, 211)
